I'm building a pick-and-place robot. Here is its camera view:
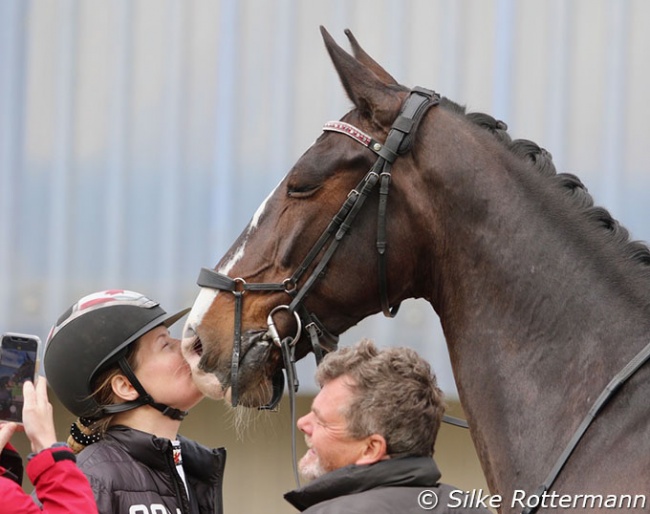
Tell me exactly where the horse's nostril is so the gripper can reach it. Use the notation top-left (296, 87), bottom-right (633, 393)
top-left (193, 338), bottom-right (203, 356)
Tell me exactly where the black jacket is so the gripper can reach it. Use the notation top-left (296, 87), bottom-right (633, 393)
top-left (284, 456), bottom-right (492, 514)
top-left (76, 425), bottom-right (226, 514)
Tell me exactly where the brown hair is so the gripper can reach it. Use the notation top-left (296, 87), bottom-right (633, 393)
top-left (315, 338), bottom-right (446, 457)
top-left (67, 341), bottom-right (141, 453)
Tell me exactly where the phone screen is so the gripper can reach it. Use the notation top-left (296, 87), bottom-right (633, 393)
top-left (0, 333), bottom-right (39, 423)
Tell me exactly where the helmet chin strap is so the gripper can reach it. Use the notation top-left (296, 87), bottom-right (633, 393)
top-left (101, 359), bottom-right (188, 421)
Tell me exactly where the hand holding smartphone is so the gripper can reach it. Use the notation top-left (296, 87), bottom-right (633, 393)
top-left (0, 332), bottom-right (40, 423)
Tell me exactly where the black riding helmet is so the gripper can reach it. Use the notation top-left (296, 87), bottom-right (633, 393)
top-left (44, 290), bottom-right (190, 421)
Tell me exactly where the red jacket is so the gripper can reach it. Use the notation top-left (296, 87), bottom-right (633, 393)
top-left (0, 444), bottom-right (98, 514)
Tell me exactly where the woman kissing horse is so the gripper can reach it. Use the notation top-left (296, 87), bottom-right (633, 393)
top-left (181, 27), bottom-right (650, 512)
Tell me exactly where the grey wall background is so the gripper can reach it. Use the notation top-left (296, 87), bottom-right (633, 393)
top-left (2, 0), bottom-right (649, 398)
top-left (1, 1), bottom-right (649, 512)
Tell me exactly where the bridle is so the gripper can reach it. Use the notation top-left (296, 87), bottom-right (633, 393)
top-left (196, 86), bottom-right (440, 410)
top-left (195, 84), bottom-right (650, 503)
top-left (196, 86), bottom-right (440, 486)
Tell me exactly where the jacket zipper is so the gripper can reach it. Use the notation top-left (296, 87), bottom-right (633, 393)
top-left (167, 449), bottom-right (191, 514)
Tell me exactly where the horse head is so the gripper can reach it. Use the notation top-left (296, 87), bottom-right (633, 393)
top-left (181, 27), bottom-right (441, 407)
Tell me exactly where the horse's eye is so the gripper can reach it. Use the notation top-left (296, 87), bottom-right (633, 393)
top-left (287, 184), bottom-right (322, 198)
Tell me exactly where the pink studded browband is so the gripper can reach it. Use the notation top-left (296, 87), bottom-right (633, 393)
top-left (323, 121), bottom-right (380, 152)
top-left (323, 120), bottom-right (398, 162)
top-left (323, 120), bottom-right (372, 146)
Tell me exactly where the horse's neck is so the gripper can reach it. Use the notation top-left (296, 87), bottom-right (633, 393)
top-left (425, 160), bottom-right (650, 499)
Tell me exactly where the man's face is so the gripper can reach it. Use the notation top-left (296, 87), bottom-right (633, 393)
top-left (296, 375), bottom-right (370, 481)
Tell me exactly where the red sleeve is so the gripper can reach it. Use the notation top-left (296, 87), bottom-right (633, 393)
top-left (27, 447), bottom-right (99, 514)
top-left (0, 442), bottom-right (24, 485)
top-left (0, 474), bottom-right (44, 514)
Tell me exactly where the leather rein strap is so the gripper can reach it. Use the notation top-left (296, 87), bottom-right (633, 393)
top-left (522, 338), bottom-right (650, 514)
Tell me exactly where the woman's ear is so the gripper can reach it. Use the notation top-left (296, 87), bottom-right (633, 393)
top-left (110, 374), bottom-right (139, 401)
top-left (355, 433), bottom-right (388, 466)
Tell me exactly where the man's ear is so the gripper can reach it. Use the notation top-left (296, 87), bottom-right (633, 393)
top-left (111, 374), bottom-right (139, 402)
top-left (355, 434), bottom-right (388, 465)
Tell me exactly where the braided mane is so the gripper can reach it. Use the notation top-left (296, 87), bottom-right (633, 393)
top-left (439, 97), bottom-right (650, 268)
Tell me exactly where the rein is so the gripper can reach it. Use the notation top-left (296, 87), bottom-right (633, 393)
top-left (522, 338), bottom-right (650, 514)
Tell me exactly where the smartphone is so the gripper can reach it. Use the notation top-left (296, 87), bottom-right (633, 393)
top-left (0, 332), bottom-right (40, 423)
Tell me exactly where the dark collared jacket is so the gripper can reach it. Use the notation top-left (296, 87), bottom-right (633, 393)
top-left (76, 425), bottom-right (226, 514)
top-left (284, 456), bottom-right (492, 514)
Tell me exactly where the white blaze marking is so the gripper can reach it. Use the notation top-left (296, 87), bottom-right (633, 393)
top-left (250, 183), bottom-right (279, 229)
top-left (185, 287), bottom-right (218, 333)
top-left (217, 180), bottom-right (281, 275)
top-left (181, 286), bottom-right (225, 400)
top-left (181, 179), bottom-right (285, 400)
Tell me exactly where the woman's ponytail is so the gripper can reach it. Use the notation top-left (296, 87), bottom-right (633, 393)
top-left (68, 417), bottom-right (101, 454)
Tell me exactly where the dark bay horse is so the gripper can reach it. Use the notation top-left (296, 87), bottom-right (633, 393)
top-left (182, 27), bottom-right (650, 511)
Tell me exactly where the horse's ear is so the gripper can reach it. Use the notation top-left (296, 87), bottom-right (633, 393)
top-left (320, 26), bottom-right (401, 125)
top-left (344, 28), bottom-right (398, 85)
